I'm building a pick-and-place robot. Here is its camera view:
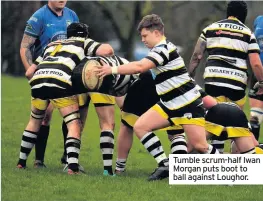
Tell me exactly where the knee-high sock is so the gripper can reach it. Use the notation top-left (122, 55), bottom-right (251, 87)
top-left (62, 121), bottom-right (68, 157)
top-left (100, 130), bottom-right (114, 174)
top-left (66, 137), bottom-right (81, 172)
top-left (18, 130), bottom-right (38, 167)
top-left (170, 134), bottom-right (187, 154)
top-left (35, 125), bottom-right (50, 162)
top-left (140, 132), bottom-right (168, 167)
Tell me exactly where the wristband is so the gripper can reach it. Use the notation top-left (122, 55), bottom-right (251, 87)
top-left (112, 66), bottom-right (118, 74)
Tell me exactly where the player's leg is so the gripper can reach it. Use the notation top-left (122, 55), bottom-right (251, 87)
top-left (89, 92), bottom-right (116, 175)
top-left (115, 123), bottom-right (133, 174)
top-left (210, 95), bottom-right (245, 153)
top-left (34, 103), bottom-right (53, 168)
top-left (249, 98), bottom-right (263, 141)
top-left (53, 96), bottom-right (82, 174)
top-left (61, 93), bottom-right (90, 164)
top-left (167, 129), bottom-right (187, 154)
top-left (17, 98), bottom-right (48, 168)
top-left (133, 104), bottom-right (171, 181)
top-left (174, 103), bottom-right (219, 154)
top-left (248, 75), bottom-right (263, 141)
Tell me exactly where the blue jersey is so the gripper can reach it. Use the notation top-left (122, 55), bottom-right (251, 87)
top-left (254, 16), bottom-right (263, 62)
top-left (24, 5), bottom-right (79, 60)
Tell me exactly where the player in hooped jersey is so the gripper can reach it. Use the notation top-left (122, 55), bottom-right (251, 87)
top-left (17, 22), bottom-right (113, 174)
top-left (188, 1), bottom-right (263, 153)
top-left (20, 0), bottom-right (79, 167)
top-left (96, 14), bottom-right (219, 181)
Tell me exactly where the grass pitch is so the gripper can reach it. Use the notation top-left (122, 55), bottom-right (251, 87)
top-left (2, 75), bottom-right (263, 201)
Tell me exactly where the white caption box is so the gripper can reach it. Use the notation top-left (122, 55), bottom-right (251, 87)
top-left (169, 154), bottom-right (263, 185)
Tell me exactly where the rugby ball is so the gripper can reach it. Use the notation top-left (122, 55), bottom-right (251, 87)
top-left (82, 60), bottom-right (103, 90)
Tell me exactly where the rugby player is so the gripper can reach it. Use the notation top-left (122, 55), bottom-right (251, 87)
top-left (248, 15), bottom-right (263, 143)
top-left (17, 22), bottom-right (113, 174)
top-left (188, 1), bottom-right (263, 153)
top-left (95, 14), bottom-right (219, 181)
top-left (71, 55), bottom-right (133, 176)
top-left (115, 71), bottom-right (187, 174)
top-left (20, 0), bottom-right (80, 168)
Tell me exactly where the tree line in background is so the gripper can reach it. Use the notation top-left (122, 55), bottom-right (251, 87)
top-left (1, 1), bottom-right (262, 83)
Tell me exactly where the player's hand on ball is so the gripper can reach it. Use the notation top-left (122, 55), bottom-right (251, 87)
top-left (94, 62), bottom-right (112, 79)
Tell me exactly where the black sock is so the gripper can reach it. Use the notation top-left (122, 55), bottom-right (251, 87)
top-left (35, 125), bottom-right (50, 162)
top-left (250, 120), bottom-right (260, 141)
top-left (66, 137), bottom-right (81, 172)
top-left (100, 131), bottom-right (114, 174)
top-left (18, 130), bottom-right (38, 167)
top-left (62, 121), bottom-right (68, 157)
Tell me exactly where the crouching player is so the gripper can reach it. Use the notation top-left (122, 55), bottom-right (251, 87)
top-left (205, 100), bottom-right (263, 154)
top-left (16, 22), bottom-right (114, 174)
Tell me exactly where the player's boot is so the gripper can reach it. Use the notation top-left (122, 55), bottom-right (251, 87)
top-left (63, 164), bottom-right (86, 174)
top-left (114, 169), bottom-right (125, 175)
top-left (17, 164), bottom-right (26, 169)
top-left (34, 160), bottom-right (47, 168)
top-left (103, 170), bottom-right (116, 176)
top-left (60, 154), bottom-right (67, 165)
top-left (147, 165), bottom-right (169, 181)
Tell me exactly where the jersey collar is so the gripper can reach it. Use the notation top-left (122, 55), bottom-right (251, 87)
top-left (228, 16), bottom-right (240, 22)
top-left (154, 36), bottom-right (167, 48)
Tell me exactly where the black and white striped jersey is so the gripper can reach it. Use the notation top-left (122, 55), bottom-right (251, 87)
top-left (201, 17), bottom-right (260, 91)
top-left (29, 36), bottom-right (101, 92)
top-left (146, 38), bottom-right (201, 110)
top-left (85, 55), bottom-right (137, 96)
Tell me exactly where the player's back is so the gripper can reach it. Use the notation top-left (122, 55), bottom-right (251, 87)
top-left (38, 37), bottom-right (89, 72)
top-left (30, 37), bottom-right (90, 97)
top-left (203, 17), bottom-right (254, 69)
top-left (202, 17), bottom-right (259, 97)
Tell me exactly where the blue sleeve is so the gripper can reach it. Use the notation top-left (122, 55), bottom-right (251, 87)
top-left (254, 16), bottom-right (261, 30)
top-left (24, 9), bottom-right (43, 38)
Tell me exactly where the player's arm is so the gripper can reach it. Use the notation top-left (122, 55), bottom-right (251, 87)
top-left (84, 39), bottom-right (114, 57)
top-left (25, 54), bottom-right (43, 80)
top-left (248, 33), bottom-right (263, 82)
top-left (96, 44), bottom-right (114, 56)
top-left (20, 34), bottom-right (37, 71)
top-left (96, 58), bottom-right (155, 78)
top-left (249, 53), bottom-right (263, 82)
top-left (25, 64), bottom-right (37, 80)
top-left (188, 37), bottom-right (206, 77)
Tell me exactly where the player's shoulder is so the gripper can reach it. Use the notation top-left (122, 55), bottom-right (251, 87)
top-left (28, 4), bottom-right (47, 22)
top-left (254, 15), bottom-right (263, 26)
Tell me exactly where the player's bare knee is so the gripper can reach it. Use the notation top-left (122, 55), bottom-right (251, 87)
top-left (133, 121), bottom-right (149, 137)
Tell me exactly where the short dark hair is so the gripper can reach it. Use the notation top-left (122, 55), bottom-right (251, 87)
top-left (227, 1), bottom-right (247, 23)
top-left (137, 14), bottom-right (164, 34)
